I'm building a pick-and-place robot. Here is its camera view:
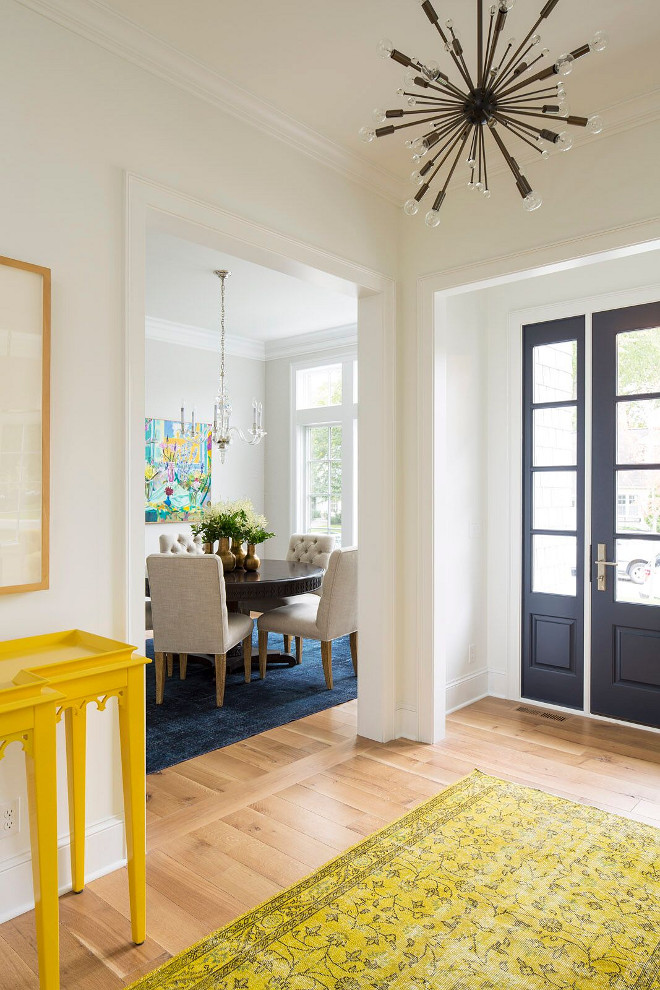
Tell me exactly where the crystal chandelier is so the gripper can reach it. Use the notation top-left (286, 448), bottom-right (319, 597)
top-left (361, 0), bottom-right (608, 223)
top-left (212, 269), bottom-right (266, 463)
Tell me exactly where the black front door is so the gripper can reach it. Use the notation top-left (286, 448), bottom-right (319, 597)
top-left (591, 302), bottom-right (660, 728)
top-left (521, 317), bottom-right (585, 709)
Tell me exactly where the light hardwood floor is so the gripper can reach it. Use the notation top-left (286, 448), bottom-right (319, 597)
top-left (2, 696), bottom-right (660, 989)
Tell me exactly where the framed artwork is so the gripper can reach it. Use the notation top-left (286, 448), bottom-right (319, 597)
top-left (0, 255), bottom-right (50, 594)
top-left (145, 418), bottom-right (212, 523)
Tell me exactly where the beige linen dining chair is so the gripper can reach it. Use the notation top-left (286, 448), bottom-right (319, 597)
top-left (146, 553), bottom-right (254, 706)
top-left (240, 534), bottom-right (336, 654)
top-left (257, 547), bottom-right (357, 689)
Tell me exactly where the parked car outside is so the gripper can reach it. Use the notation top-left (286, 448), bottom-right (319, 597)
top-left (639, 554), bottom-right (660, 602)
top-left (617, 540), bottom-right (660, 585)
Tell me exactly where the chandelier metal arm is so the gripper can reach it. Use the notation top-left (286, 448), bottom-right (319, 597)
top-left (365, 0), bottom-right (607, 220)
top-left (492, 17), bottom-right (544, 95)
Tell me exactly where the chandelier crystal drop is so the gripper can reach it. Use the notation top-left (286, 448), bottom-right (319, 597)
top-left (212, 270), bottom-right (266, 464)
top-left (363, 0), bottom-right (608, 222)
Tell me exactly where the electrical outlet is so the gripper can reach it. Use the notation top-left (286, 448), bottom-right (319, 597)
top-left (0, 799), bottom-right (20, 836)
top-left (468, 644), bottom-right (477, 666)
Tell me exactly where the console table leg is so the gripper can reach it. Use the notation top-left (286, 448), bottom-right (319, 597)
top-left (118, 667), bottom-right (146, 945)
top-left (25, 708), bottom-right (60, 990)
top-left (65, 706), bottom-right (87, 893)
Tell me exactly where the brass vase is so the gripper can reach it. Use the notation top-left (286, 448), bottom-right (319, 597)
top-left (217, 536), bottom-right (236, 572)
top-left (203, 542), bottom-right (214, 555)
top-left (231, 538), bottom-right (247, 569)
top-left (244, 544), bottom-right (260, 571)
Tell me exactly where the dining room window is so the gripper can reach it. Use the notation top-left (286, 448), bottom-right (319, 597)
top-left (294, 356), bottom-right (357, 547)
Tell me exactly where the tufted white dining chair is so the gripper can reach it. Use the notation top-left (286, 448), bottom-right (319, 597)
top-left (158, 532), bottom-right (205, 555)
top-left (146, 553), bottom-right (254, 707)
top-left (257, 547), bottom-right (357, 688)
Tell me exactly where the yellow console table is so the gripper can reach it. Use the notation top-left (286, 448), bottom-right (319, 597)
top-left (0, 630), bottom-right (150, 989)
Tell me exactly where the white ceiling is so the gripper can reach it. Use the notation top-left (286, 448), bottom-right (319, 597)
top-left (146, 230), bottom-right (357, 341)
top-left (95, 0), bottom-right (660, 178)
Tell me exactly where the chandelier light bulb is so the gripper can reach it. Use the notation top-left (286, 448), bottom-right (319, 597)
top-left (377, 38), bottom-right (394, 59)
top-left (523, 191), bottom-right (543, 212)
top-left (555, 53), bottom-right (574, 76)
top-left (365, 0), bottom-right (606, 220)
top-left (556, 130), bottom-right (574, 152)
top-left (422, 60), bottom-right (441, 81)
top-left (590, 31), bottom-right (609, 53)
top-left (587, 114), bottom-right (604, 135)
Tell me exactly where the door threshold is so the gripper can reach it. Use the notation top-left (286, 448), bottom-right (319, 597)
top-left (515, 696), bottom-right (660, 736)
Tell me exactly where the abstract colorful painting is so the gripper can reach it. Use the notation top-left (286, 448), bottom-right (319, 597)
top-left (145, 418), bottom-right (212, 524)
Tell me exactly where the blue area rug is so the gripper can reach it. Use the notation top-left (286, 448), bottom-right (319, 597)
top-left (145, 629), bottom-right (357, 774)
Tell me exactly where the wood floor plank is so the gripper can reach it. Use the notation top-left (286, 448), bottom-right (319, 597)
top-left (2, 697), bottom-right (659, 989)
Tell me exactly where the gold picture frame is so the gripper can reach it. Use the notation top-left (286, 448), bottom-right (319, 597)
top-left (0, 255), bottom-right (50, 594)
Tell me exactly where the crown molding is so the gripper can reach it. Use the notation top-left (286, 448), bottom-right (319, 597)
top-left (145, 315), bottom-right (357, 361)
top-left (16, 0), bottom-right (403, 204)
top-left (145, 316), bottom-right (266, 360)
top-left (265, 323), bottom-right (357, 360)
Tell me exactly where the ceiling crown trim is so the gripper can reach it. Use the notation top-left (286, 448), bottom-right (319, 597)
top-left (145, 316), bottom-right (266, 360)
top-left (16, 0), bottom-right (403, 204)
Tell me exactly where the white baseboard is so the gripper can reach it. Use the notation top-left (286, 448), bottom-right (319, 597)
top-left (395, 704), bottom-right (418, 740)
top-left (445, 668), bottom-right (489, 714)
top-left (0, 815), bottom-right (126, 924)
top-left (487, 670), bottom-right (509, 699)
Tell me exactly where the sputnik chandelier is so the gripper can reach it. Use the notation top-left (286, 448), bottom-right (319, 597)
top-left (361, 0), bottom-right (608, 224)
top-left (212, 270), bottom-right (266, 463)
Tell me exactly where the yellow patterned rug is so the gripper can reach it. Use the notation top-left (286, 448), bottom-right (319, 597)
top-left (128, 770), bottom-right (660, 989)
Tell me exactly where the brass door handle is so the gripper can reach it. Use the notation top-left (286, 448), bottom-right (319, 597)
top-left (595, 543), bottom-right (618, 591)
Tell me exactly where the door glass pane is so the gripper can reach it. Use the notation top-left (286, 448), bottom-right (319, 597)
top-left (532, 535), bottom-right (576, 595)
top-left (533, 472), bottom-right (577, 531)
top-left (533, 340), bottom-right (577, 403)
top-left (617, 327), bottom-right (660, 396)
top-left (615, 537), bottom-right (660, 606)
top-left (616, 469), bottom-right (660, 534)
top-left (617, 399), bottom-right (660, 465)
top-left (533, 407), bottom-right (577, 466)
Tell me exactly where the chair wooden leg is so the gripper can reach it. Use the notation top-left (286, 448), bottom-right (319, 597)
top-left (243, 635), bottom-right (252, 683)
top-left (349, 631), bottom-right (358, 676)
top-left (295, 636), bottom-right (303, 665)
top-left (321, 640), bottom-right (333, 690)
top-left (179, 652), bottom-right (188, 680)
top-left (167, 653), bottom-right (173, 678)
top-left (283, 634), bottom-right (292, 654)
top-left (154, 652), bottom-right (165, 704)
top-left (258, 631), bottom-right (268, 680)
top-left (214, 654), bottom-right (227, 707)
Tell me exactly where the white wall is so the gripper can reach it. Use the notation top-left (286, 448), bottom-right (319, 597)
top-left (144, 337), bottom-right (265, 557)
top-left (0, 0), bottom-right (397, 921)
top-left (436, 293), bottom-right (488, 713)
